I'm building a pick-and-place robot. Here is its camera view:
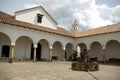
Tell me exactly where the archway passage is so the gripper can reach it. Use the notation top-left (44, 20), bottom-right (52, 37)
top-left (0, 33), bottom-right (11, 59)
top-left (89, 42), bottom-right (102, 61)
top-left (30, 44), bottom-right (34, 59)
top-left (52, 41), bottom-right (62, 60)
top-left (78, 43), bottom-right (87, 52)
top-left (65, 43), bottom-right (73, 61)
top-left (106, 40), bottom-right (120, 62)
top-left (1, 45), bottom-right (10, 57)
top-left (15, 36), bottom-right (33, 60)
top-left (36, 43), bottom-right (41, 60)
top-left (39, 39), bottom-right (49, 61)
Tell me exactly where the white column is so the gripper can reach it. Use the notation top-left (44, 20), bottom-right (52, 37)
top-left (49, 48), bottom-right (52, 62)
top-left (62, 48), bottom-right (66, 61)
top-left (102, 49), bottom-right (106, 63)
top-left (33, 47), bottom-right (36, 62)
top-left (9, 44), bottom-right (15, 63)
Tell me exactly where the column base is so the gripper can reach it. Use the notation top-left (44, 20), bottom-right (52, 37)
top-left (33, 58), bottom-right (36, 62)
top-left (62, 59), bottom-right (65, 61)
top-left (49, 59), bottom-right (52, 62)
top-left (9, 58), bottom-right (14, 63)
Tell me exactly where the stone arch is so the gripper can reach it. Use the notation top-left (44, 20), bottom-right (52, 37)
top-left (38, 39), bottom-right (50, 61)
top-left (52, 41), bottom-right (63, 60)
top-left (15, 35), bottom-right (34, 45)
top-left (0, 32), bottom-right (11, 45)
top-left (14, 36), bottom-right (33, 60)
top-left (78, 43), bottom-right (87, 52)
top-left (52, 41), bottom-right (63, 49)
top-left (89, 41), bottom-right (102, 61)
top-left (65, 43), bottom-right (74, 61)
top-left (0, 32), bottom-right (11, 58)
top-left (105, 40), bottom-right (120, 61)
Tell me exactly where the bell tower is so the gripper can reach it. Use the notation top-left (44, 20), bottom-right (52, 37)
top-left (71, 19), bottom-right (80, 33)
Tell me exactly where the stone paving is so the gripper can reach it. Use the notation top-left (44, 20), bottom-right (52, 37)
top-left (0, 61), bottom-right (120, 80)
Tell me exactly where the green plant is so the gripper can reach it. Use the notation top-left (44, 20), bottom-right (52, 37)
top-left (95, 63), bottom-right (99, 70)
top-left (72, 62), bottom-right (76, 67)
top-left (85, 63), bottom-right (90, 71)
top-left (72, 50), bottom-right (77, 61)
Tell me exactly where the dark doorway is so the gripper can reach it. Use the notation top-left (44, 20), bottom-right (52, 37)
top-left (36, 43), bottom-right (41, 60)
top-left (30, 44), bottom-right (34, 59)
top-left (1, 45), bottom-right (10, 57)
top-left (65, 51), bottom-right (67, 60)
top-left (30, 43), bottom-right (41, 61)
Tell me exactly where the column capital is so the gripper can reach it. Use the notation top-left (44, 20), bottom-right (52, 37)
top-left (102, 49), bottom-right (106, 51)
top-left (11, 43), bottom-right (15, 46)
top-left (63, 47), bottom-right (66, 50)
top-left (49, 46), bottom-right (53, 50)
top-left (34, 44), bottom-right (37, 48)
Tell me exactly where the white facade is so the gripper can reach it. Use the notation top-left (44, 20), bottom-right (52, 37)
top-left (76, 32), bottom-right (120, 61)
top-left (15, 6), bottom-right (57, 29)
top-left (0, 6), bottom-right (120, 62)
top-left (0, 23), bottom-right (74, 61)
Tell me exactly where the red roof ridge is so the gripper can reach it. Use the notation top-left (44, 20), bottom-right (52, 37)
top-left (0, 11), bottom-right (74, 37)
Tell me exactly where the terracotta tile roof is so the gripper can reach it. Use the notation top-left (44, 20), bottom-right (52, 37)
top-left (0, 11), bottom-right (74, 37)
top-left (75, 23), bottom-right (120, 38)
top-left (0, 11), bottom-right (120, 38)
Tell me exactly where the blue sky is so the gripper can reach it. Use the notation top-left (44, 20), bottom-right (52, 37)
top-left (0, 0), bottom-right (120, 31)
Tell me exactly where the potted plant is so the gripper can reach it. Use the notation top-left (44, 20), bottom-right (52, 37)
top-left (95, 63), bottom-right (99, 70)
top-left (85, 63), bottom-right (90, 71)
top-left (72, 62), bottom-right (76, 68)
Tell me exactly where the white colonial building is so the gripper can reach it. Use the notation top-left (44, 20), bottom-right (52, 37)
top-left (0, 6), bottom-right (120, 63)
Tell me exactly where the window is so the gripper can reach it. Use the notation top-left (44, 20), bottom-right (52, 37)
top-left (37, 14), bottom-right (43, 23)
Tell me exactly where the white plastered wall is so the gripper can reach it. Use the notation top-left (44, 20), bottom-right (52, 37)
top-left (14, 37), bottom-right (32, 59)
top-left (39, 40), bottom-right (49, 60)
top-left (106, 40), bottom-right (120, 61)
top-left (52, 42), bottom-right (62, 60)
top-left (0, 23), bottom-right (74, 60)
top-left (89, 42), bottom-right (103, 61)
top-left (76, 32), bottom-right (120, 61)
top-left (66, 43), bottom-right (73, 60)
top-left (1, 23), bottom-right (120, 61)
top-left (15, 7), bottom-right (57, 29)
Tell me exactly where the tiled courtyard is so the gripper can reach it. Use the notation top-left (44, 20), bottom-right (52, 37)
top-left (0, 61), bottom-right (120, 80)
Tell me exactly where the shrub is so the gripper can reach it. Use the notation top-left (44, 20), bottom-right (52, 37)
top-left (72, 62), bottom-right (76, 67)
top-left (95, 63), bottom-right (99, 70)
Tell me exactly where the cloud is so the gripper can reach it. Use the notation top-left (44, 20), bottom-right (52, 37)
top-left (71, 0), bottom-right (113, 30)
top-left (24, 3), bottom-right (38, 9)
top-left (110, 5), bottom-right (120, 23)
top-left (25, 0), bottom-right (120, 31)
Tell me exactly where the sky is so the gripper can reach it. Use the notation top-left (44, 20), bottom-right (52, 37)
top-left (0, 0), bottom-right (120, 31)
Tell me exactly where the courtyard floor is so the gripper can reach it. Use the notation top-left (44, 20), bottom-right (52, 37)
top-left (0, 61), bottom-right (120, 80)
